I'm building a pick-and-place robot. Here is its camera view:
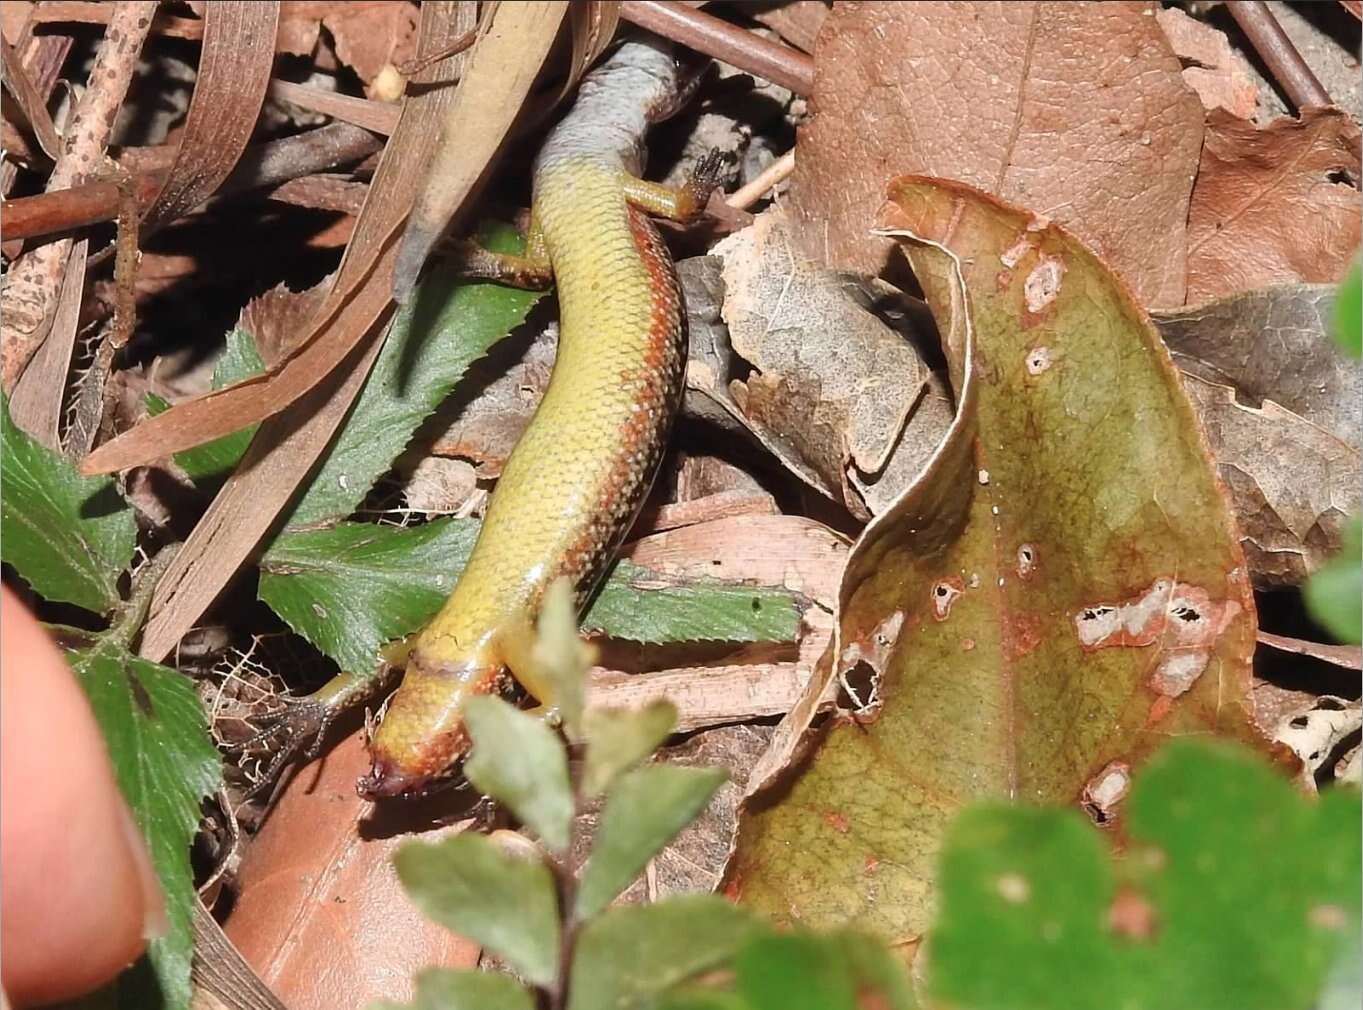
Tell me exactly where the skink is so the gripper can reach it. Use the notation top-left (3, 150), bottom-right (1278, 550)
top-left (293, 37), bottom-right (718, 798)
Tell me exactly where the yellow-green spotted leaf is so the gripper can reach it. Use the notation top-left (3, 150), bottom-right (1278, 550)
top-left (731, 178), bottom-right (1271, 943)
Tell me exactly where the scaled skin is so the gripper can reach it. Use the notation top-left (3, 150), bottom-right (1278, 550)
top-left (1, 585), bottom-right (164, 1006)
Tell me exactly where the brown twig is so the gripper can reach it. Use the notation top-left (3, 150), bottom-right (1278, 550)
top-left (1, 123), bottom-right (384, 242)
top-left (1226, 1), bottom-right (1333, 110)
top-left (726, 148), bottom-right (796, 210)
top-left (0, 0), bottom-right (159, 393)
top-left (619, 0), bottom-right (813, 96)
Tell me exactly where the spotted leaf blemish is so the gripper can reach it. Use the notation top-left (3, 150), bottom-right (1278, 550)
top-left (931, 578), bottom-right (964, 621)
top-left (1025, 346), bottom-right (1051, 375)
top-left (1024, 256), bottom-right (1065, 313)
top-left (1000, 236), bottom-right (1034, 268)
top-left (1016, 543), bottom-right (1036, 578)
top-left (1082, 761), bottom-right (1130, 823)
top-left (1073, 578), bottom-right (1241, 699)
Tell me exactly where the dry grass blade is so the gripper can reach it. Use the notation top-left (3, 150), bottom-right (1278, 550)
top-left (0, 0), bottom-right (158, 394)
top-left (136, 1), bottom-right (477, 663)
top-left (7, 241), bottom-right (87, 451)
top-left (392, 0), bottom-right (570, 300)
top-left (1, 35), bottom-right (62, 159)
top-left (139, 1), bottom-right (279, 234)
top-left (0, 21), bottom-right (73, 198)
top-left (268, 80), bottom-right (400, 136)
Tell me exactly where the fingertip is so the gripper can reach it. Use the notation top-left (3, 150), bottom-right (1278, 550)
top-left (0, 587), bottom-right (163, 1006)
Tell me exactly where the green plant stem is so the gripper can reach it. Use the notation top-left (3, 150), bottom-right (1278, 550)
top-left (109, 543), bottom-right (180, 651)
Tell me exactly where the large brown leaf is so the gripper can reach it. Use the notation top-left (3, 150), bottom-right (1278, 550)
top-left (1186, 108), bottom-right (1361, 304)
top-left (787, 1), bottom-right (1203, 307)
top-left (727, 177), bottom-right (1271, 944)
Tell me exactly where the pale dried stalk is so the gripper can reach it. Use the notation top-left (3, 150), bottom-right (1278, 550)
top-left (0, 0), bottom-right (158, 393)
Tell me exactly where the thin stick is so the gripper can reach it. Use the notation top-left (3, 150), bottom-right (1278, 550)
top-left (1, 123), bottom-right (383, 241)
top-left (619, 0), bottom-right (813, 96)
top-left (725, 148), bottom-right (795, 210)
top-left (0, 0), bottom-right (159, 393)
top-left (1226, 1), bottom-right (1332, 110)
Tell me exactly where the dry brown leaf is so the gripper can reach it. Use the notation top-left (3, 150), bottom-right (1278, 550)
top-left (224, 731), bottom-right (480, 1010)
top-left (1154, 284), bottom-right (1359, 449)
top-left (1155, 7), bottom-right (1260, 119)
top-left (1186, 108), bottom-right (1362, 304)
top-left (1182, 373), bottom-right (1360, 587)
top-left (788, 1), bottom-right (1202, 308)
top-left (750, 0), bottom-right (830, 54)
top-left (706, 207), bottom-right (941, 518)
top-left (321, 1), bottom-right (420, 88)
top-left (431, 323), bottom-right (557, 477)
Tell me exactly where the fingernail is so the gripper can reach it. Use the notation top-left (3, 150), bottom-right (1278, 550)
top-left (115, 799), bottom-right (166, 940)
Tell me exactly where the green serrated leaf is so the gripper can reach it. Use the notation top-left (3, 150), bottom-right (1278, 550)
top-left (463, 696), bottom-right (573, 853)
top-left (145, 328), bottom-right (265, 485)
top-left (368, 967), bottom-right (535, 1010)
top-left (734, 933), bottom-right (858, 1010)
top-left (589, 560), bottom-right (801, 644)
top-left (576, 764), bottom-right (726, 920)
top-left (928, 741), bottom-right (1362, 1010)
top-left (1334, 258), bottom-right (1360, 358)
top-left (258, 519), bottom-right (801, 673)
top-left (395, 833), bottom-right (560, 987)
top-left (66, 632), bottom-right (223, 1010)
top-left (1305, 515), bottom-right (1362, 644)
top-left (0, 398), bottom-right (136, 614)
top-left (567, 895), bottom-right (760, 1010)
top-left (582, 701), bottom-right (678, 797)
top-left (259, 519), bottom-right (477, 672)
top-left (281, 224), bottom-right (541, 530)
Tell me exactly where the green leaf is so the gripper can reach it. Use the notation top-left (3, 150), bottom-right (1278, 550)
top-left (732, 177), bottom-right (1267, 942)
top-left (1305, 515), bottom-right (1362, 644)
top-left (259, 519), bottom-right (478, 672)
top-left (281, 223), bottom-right (541, 530)
top-left (145, 327), bottom-right (265, 485)
top-left (928, 741), bottom-right (1362, 1010)
top-left (654, 991), bottom-right (753, 1010)
top-left (582, 701), bottom-right (678, 797)
top-left (1334, 258), bottom-right (1360, 358)
top-left (567, 895), bottom-right (760, 1010)
top-left (258, 518), bottom-right (801, 673)
top-left (0, 398), bottom-right (135, 614)
top-left (575, 764), bottom-right (726, 919)
top-left (65, 631), bottom-right (223, 1010)
top-left (368, 968), bottom-right (535, 1010)
top-left (463, 696), bottom-right (573, 853)
top-left (734, 933), bottom-right (857, 1010)
top-left (394, 833), bottom-right (560, 987)
top-left (590, 560), bottom-right (801, 644)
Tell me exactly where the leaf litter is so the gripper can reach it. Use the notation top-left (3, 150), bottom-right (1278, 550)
top-left (2, 1), bottom-right (1360, 1006)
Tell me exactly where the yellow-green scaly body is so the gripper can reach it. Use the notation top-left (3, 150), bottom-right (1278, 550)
top-left (359, 39), bottom-right (689, 796)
